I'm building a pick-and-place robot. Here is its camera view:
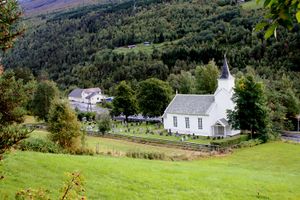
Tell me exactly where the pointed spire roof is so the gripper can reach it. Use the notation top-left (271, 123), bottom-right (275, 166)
top-left (220, 54), bottom-right (232, 79)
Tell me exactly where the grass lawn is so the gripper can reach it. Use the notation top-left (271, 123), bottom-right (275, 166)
top-left (242, 0), bottom-right (264, 10)
top-left (1, 142), bottom-right (300, 199)
top-left (112, 40), bottom-right (180, 55)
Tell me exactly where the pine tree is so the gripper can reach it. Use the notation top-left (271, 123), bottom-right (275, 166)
top-left (0, 0), bottom-right (24, 51)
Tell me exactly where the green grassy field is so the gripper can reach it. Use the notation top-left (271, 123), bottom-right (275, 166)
top-left (242, 0), bottom-right (264, 10)
top-left (1, 142), bottom-right (300, 199)
top-left (112, 40), bottom-right (179, 55)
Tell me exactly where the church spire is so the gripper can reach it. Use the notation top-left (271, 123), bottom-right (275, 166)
top-left (220, 54), bottom-right (232, 79)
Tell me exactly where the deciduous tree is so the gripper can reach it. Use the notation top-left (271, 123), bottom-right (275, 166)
top-left (195, 60), bottom-right (219, 94)
top-left (228, 74), bottom-right (270, 141)
top-left (256, 0), bottom-right (300, 39)
top-left (48, 100), bottom-right (82, 149)
top-left (137, 78), bottom-right (172, 117)
top-left (112, 81), bottom-right (138, 122)
top-left (32, 80), bottom-right (60, 121)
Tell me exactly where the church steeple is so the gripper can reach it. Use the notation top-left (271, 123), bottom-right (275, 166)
top-left (215, 54), bottom-right (235, 94)
top-left (220, 54), bottom-right (232, 79)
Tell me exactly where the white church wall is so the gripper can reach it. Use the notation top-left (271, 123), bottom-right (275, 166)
top-left (163, 113), bottom-right (212, 136)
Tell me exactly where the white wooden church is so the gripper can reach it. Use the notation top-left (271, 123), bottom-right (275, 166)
top-left (163, 56), bottom-right (240, 137)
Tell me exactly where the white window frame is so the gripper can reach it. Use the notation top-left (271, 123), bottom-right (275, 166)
top-left (173, 116), bottom-right (177, 127)
top-left (185, 117), bottom-right (190, 129)
top-left (198, 118), bottom-right (203, 129)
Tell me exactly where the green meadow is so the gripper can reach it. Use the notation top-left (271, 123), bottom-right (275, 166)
top-left (242, 0), bottom-right (264, 10)
top-left (1, 142), bottom-right (300, 199)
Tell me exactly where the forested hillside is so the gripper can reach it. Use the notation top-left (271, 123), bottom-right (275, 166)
top-left (3, 0), bottom-right (300, 93)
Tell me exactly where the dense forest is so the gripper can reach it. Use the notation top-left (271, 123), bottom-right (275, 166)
top-left (3, 0), bottom-right (300, 95)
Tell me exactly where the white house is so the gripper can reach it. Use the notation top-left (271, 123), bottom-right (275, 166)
top-left (163, 56), bottom-right (240, 137)
top-left (68, 88), bottom-right (105, 104)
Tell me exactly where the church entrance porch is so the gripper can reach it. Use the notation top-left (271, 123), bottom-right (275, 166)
top-left (212, 118), bottom-right (230, 136)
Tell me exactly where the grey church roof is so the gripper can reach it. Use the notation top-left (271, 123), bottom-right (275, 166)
top-left (69, 88), bottom-right (83, 98)
top-left (219, 118), bottom-right (229, 126)
top-left (220, 55), bottom-right (232, 79)
top-left (164, 94), bottom-right (215, 115)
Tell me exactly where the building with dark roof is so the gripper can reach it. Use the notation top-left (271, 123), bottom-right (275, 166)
top-left (163, 56), bottom-right (239, 137)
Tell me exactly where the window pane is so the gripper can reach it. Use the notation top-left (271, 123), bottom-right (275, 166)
top-left (173, 116), bottom-right (177, 127)
top-left (185, 117), bottom-right (190, 128)
top-left (198, 118), bottom-right (202, 129)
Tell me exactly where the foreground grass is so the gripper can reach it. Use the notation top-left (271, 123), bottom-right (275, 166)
top-left (1, 142), bottom-right (300, 199)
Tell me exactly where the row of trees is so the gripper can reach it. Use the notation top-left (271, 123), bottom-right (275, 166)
top-left (167, 60), bottom-right (219, 94)
top-left (112, 78), bottom-right (172, 121)
top-left (3, 0), bottom-right (300, 96)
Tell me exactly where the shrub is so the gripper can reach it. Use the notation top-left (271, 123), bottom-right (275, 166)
top-left (19, 138), bottom-right (63, 153)
top-left (237, 139), bottom-right (263, 148)
top-left (97, 113), bottom-right (111, 135)
top-left (68, 147), bottom-right (95, 156)
top-left (126, 151), bottom-right (167, 160)
top-left (210, 135), bottom-right (249, 147)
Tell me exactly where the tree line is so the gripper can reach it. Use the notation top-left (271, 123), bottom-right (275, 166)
top-left (2, 0), bottom-right (300, 97)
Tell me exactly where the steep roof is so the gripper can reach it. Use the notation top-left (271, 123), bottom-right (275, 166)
top-left (85, 92), bottom-right (98, 99)
top-left (83, 88), bottom-right (101, 93)
top-left (219, 118), bottom-right (229, 126)
top-left (220, 55), bottom-right (232, 79)
top-left (69, 88), bottom-right (83, 98)
top-left (164, 94), bottom-right (215, 115)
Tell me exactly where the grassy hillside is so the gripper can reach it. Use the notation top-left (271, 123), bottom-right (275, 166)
top-left (242, 0), bottom-right (264, 10)
top-left (1, 142), bottom-right (300, 199)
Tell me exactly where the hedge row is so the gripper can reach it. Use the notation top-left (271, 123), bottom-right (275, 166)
top-left (210, 134), bottom-right (249, 147)
top-left (19, 138), bottom-right (63, 153)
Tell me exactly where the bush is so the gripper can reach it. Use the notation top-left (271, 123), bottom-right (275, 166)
top-left (68, 147), bottom-right (95, 156)
top-left (237, 139), bottom-right (263, 148)
top-left (19, 138), bottom-right (63, 153)
top-left (126, 151), bottom-right (167, 160)
top-left (97, 114), bottom-right (111, 135)
top-left (210, 135), bottom-right (249, 147)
